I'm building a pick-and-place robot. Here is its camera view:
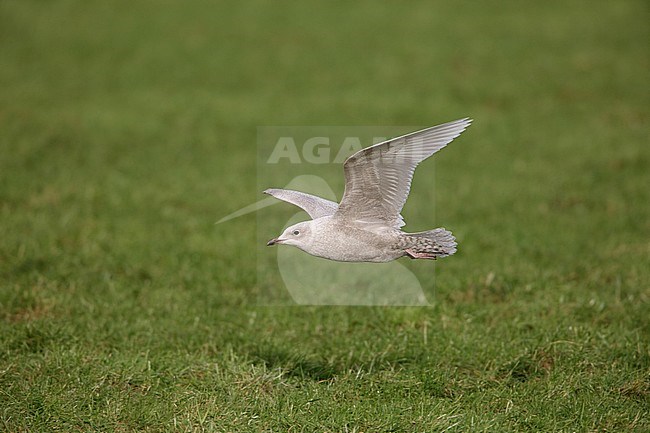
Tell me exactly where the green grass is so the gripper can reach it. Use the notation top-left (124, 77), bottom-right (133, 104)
top-left (1, 0), bottom-right (648, 431)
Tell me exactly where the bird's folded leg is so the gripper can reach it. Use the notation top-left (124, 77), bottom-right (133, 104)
top-left (405, 249), bottom-right (438, 260)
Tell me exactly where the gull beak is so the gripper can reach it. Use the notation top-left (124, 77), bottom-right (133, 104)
top-left (267, 237), bottom-right (282, 246)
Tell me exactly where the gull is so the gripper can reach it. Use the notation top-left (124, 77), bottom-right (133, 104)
top-left (265, 118), bottom-right (472, 262)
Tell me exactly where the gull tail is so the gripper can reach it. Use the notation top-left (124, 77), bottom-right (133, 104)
top-left (405, 228), bottom-right (457, 260)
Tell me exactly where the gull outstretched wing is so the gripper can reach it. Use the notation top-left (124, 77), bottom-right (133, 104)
top-left (336, 118), bottom-right (472, 228)
top-left (264, 188), bottom-right (339, 219)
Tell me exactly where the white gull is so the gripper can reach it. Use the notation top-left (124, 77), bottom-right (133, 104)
top-left (265, 118), bottom-right (472, 262)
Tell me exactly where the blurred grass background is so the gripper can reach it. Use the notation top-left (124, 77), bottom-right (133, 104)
top-left (1, 0), bottom-right (648, 431)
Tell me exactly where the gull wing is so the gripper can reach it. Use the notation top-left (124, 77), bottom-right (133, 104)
top-left (264, 188), bottom-right (339, 219)
top-left (335, 118), bottom-right (472, 228)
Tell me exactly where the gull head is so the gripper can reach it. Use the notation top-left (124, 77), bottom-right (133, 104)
top-left (267, 221), bottom-right (313, 249)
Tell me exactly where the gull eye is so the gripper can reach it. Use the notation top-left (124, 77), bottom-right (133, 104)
top-left (292, 230), bottom-right (300, 236)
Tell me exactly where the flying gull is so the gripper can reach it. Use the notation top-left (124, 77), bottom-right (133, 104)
top-left (265, 118), bottom-right (472, 262)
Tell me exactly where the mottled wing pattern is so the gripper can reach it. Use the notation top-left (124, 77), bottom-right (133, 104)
top-left (264, 188), bottom-right (339, 219)
top-left (336, 118), bottom-right (472, 228)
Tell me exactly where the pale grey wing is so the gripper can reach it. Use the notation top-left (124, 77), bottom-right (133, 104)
top-left (336, 118), bottom-right (472, 228)
top-left (263, 188), bottom-right (339, 219)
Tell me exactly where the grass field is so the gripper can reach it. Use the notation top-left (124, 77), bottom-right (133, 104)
top-left (1, 0), bottom-right (648, 431)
